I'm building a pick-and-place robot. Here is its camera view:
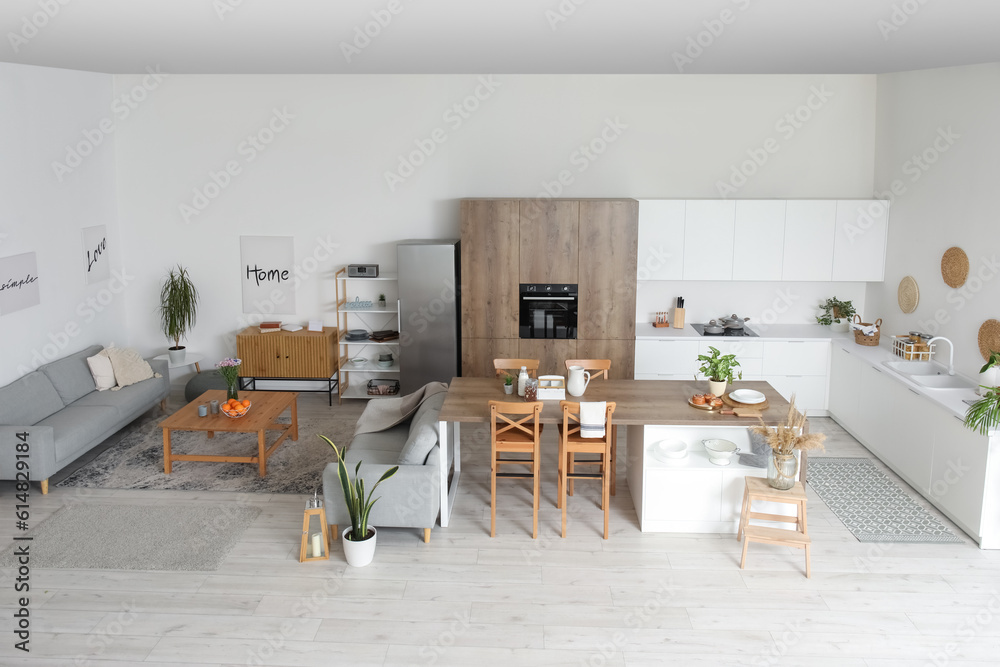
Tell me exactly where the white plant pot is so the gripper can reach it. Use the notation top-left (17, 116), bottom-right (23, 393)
top-left (830, 319), bottom-right (849, 333)
top-left (342, 526), bottom-right (377, 567)
top-left (504, 384), bottom-right (514, 394)
top-left (979, 367), bottom-right (999, 397)
top-left (708, 380), bottom-right (727, 397)
top-left (167, 347), bottom-right (186, 364)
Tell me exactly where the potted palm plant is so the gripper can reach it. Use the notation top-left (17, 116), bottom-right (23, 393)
top-left (696, 346), bottom-right (741, 397)
top-left (817, 297), bottom-right (856, 333)
top-left (965, 386), bottom-right (1000, 435)
top-left (159, 265), bottom-right (198, 364)
top-left (319, 435), bottom-right (397, 567)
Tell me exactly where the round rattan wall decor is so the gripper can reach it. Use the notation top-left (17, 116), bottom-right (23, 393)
top-left (897, 276), bottom-right (919, 314)
top-left (941, 247), bottom-right (970, 288)
top-left (979, 319), bottom-right (1000, 361)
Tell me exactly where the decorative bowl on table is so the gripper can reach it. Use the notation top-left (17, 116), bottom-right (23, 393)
top-left (703, 438), bottom-right (740, 466)
top-left (221, 399), bottom-right (251, 418)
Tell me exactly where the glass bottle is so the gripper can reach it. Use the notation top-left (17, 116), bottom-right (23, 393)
top-left (517, 366), bottom-right (528, 397)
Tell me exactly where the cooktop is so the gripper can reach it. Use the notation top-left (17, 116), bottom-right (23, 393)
top-left (691, 323), bottom-right (759, 337)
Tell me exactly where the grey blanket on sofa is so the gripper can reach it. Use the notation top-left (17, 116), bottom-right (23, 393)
top-left (352, 382), bottom-right (449, 436)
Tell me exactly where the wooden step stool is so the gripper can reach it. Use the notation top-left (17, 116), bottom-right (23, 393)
top-left (737, 476), bottom-right (811, 578)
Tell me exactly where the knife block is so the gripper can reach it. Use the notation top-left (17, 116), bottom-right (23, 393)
top-left (672, 307), bottom-right (685, 329)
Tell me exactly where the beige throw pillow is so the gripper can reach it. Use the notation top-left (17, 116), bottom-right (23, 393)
top-left (86, 353), bottom-right (117, 391)
top-left (99, 347), bottom-right (160, 390)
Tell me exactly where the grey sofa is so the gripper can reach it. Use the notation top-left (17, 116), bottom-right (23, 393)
top-left (323, 392), bottom-right (444, 543)
top-left (0, 345), bottom-right (169, 494)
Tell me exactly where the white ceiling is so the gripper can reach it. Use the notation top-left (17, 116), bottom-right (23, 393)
top-left (2, 0), bottom-right (999, 75)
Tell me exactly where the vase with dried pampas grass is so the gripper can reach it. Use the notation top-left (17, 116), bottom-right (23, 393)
top-left (749, 396), bottom-right (826, 489)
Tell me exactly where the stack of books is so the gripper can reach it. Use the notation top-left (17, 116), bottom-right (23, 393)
top-left (259, 321), bottom-right (282, 334)
top-left (370, 329), bottom-right (399, 342)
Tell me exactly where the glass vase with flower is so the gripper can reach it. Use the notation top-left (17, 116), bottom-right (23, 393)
top-left (216, 357), bottom-right (242, 401)
top-left (750, 396), bottom-right (827, 490)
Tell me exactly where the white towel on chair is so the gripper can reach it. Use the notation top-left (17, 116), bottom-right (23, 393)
top-left (580, 401), bottom-right (606, 438)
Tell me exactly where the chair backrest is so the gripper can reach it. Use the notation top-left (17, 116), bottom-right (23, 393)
top-left (565, 359), bottom-right (611, 381)
top-left (559, 400), bottom-right (616, 439)
top-left (494, 358), bottom-right (539, 379)
top-left (488, 400), bottom-right (543, 443)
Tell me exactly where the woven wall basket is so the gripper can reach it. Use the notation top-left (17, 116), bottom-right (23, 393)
top-left (897, 276), bottom-right (919, 314)
top-left (941, 247), bottom-right (970, 288)
top-left (979, 319), bottom-right (1000, 361)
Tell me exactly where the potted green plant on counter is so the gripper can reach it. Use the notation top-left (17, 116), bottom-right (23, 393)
top-left (964, 386), bottom-right (1000, 436)
top-left (696, 346), bottom-right (741, 397)
top-left (817, 297), bottom-right (855, 333)
top-left (319, 435), bottom-right (397, 567)
top-left (378, 293), bottom-right (387, 309)
top-left (978, 351), bottom-right (1000, 397)
top-left (500, 371), bottom-right (515, 394)
top-left (159, 265), bottom-right (199, 364)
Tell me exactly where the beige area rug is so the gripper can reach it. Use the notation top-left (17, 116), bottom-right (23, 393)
top-left (0, 504), bottom-right (261, 571)
top-left (55, 405), bottom-right (360, 494)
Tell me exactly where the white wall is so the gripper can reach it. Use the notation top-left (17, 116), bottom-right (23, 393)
top-left (0, 63), bottom-right (121, 386)
top-left (868, 63), bottom-right (1000, 378)
top-left (112, 73), bottom-right (877, 377)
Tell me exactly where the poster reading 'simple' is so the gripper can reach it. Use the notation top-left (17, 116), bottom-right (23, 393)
top-left (0, 252), bottom-right (41, 315)
top-left (240, 236), bottom-right (297, 315)
top-left (82, 225), bottom-right (110, 285)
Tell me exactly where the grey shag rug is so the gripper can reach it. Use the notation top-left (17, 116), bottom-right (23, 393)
top-left (0, 503), bottom-right (261, 571)
top-left (55, 409), bottom-right (356, 494)
top-left (808, 457), bottom-right (964, 544)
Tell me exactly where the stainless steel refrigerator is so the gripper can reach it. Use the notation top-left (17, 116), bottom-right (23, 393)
top-left (397, 240), bottom-right (461, 394)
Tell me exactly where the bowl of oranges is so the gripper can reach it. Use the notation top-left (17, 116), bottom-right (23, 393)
top-left (221, 398), bottom-right (251, 418)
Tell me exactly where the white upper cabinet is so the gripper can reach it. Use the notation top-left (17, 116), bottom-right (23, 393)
top-left (832, 200), bottom-right (889, 282)
top-left (781, 200), bottom-right (837, 281)
top-left (682, 200), bottom-right (736, 281)
top-left (636, 200), bottom-right (686, 280)
top-left (732, 200), bottom-right (786, 281)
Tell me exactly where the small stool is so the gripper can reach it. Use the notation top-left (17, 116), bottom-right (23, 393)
top-left (184, 370), bottom-right (228, 402)
top-left (737, 476), bottom-right (811, 578)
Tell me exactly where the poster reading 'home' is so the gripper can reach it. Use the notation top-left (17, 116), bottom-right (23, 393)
top-left (240, 236), bottom-right (297, 315)
top-left (0, 252), bottom-right (41, 315)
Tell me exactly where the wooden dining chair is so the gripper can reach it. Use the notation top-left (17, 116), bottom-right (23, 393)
top-left (488, 400), bottom-right (544, 539)
top-left (564, 359), bottom-right (617, 496)
top-left (557, 400), bottom-right (616, 539)
top-left (494, 358), bottom-right (539, 379)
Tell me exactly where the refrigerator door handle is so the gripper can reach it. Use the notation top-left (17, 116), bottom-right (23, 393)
top-left (397, 299), bottom-right (401, 332)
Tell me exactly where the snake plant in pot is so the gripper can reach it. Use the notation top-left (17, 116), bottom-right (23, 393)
top-left (158, 265), bottom-right (199, 364)
top-left (319, 435), bottom-right (397, 567)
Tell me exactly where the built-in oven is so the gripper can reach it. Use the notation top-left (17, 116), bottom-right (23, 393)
top-left (519, 284), bottom-right (577, 339)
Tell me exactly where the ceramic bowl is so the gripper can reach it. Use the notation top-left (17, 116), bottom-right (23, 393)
top-left (377, 360), bottom-right (393, 368)
top-left (350, 357), bottom-right (366, 367)
top-left (651, 440), bottom-right (688, 463)
top-left (703, 438), bottom-right (740, 465)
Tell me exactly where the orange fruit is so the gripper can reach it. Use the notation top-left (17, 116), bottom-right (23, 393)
top-left (241, 399), bottom-right (250, 407)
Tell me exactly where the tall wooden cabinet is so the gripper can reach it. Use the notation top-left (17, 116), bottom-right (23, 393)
top-left (461, 198), bottom-right (638, 379)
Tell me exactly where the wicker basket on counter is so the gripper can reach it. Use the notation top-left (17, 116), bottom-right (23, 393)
top-left (892, 335), bottom-right (935, 361)
top-left (853, 314), bottom-right (882, 347)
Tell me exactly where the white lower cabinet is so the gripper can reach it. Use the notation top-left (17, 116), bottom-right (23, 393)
top-left (828, 345), bottom-right (862, 426)
top-left (635, 340), bottom-right (699, 376)
top-left (884, 386), bottom-right (935, 495)
top-left (931, 414), bottom-right (989, 541)
top-left (764, 375), bottom-right (828, 415)
top-left (761, 341), bottom-right (831, 414)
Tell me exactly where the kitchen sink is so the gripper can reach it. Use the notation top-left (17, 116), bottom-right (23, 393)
top-left (909, 374), bottom-right (975, 390)
top-left (882, 360), bottom-right (946, 376)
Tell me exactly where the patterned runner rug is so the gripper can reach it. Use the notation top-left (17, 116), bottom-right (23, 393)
top-left (808, 457), bottom-right (964, 543)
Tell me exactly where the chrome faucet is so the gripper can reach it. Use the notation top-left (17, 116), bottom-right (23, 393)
top-left (928, 337), bottom-right (955, 375)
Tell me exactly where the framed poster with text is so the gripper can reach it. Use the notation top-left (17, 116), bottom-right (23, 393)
top-left (240, 236), bottom-right (297, 315)
top-left (0, 252), bottom-right (41, 315)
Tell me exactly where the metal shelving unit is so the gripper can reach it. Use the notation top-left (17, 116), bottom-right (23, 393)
top-left (335, 267), bottom-right (400, 403)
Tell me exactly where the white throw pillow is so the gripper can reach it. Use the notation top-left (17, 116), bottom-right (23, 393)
top-left (99, 347), bottom-right (158, 389)
top-left (87, 353), bottom-right (117, 391)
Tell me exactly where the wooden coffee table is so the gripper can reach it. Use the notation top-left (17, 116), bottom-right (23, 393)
top-left (160, 390), bottom-right (298, 477)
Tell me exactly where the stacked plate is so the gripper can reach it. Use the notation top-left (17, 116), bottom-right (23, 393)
top-left (729, 389), bottom-right (766, 405)
top-left (345, 329), bottom-right (369, 341)
top-left (651, 440), bottom-right (688, 463)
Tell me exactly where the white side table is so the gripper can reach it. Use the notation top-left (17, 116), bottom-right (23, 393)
top-left (153, 352), bottom-right (204, 375)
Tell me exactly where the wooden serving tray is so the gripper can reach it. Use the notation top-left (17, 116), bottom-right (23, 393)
top-left (722, 393), bottom-right (770, 410)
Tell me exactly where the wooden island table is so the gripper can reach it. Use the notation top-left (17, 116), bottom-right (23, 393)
top-left (436, 377), bottom-right (807, 530)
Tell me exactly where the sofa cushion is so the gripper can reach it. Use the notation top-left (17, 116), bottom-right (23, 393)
top-left (36, 405), bottom-right (119, 464)
top-left (100, 347), bottom-right (156, 389)
top-left (398, 393), bottom-right (445, 465)
top-left (0, 371), bottom-right (65, 426)
top-left (39, 345), bottom-right (103, 404)
top-left (87, 354), bottom-right (117, 391)
top-left (347, 423), bottom-right (411, 465)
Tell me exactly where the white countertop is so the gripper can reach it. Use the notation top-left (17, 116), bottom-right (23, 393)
top-left (635, 322), bottom-right (855, 341)
top-left (831, 338), bottom-right (984, 427)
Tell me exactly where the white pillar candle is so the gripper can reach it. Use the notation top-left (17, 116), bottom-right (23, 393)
top-left (311, 533), bottom-right (322, 557)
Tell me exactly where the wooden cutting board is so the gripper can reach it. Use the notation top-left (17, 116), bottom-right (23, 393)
top-left (721, 393), bottom-right (770, 410)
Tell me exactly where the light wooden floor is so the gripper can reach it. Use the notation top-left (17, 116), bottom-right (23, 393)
top-left (3, 393), bottom-right (1000, 666)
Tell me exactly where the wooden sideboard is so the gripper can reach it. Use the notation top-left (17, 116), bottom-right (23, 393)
top-left (236, 327), bottom-right (338, 404)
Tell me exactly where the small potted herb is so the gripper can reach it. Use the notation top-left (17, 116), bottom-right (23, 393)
top-left (817, 297), bottom-right (856, 332)
top-left (378, 293), bottom-right (387, 309)
top-left (501, 371), bottom-right (515, 394)
top-left (696, 346), bottom-right (742, 397)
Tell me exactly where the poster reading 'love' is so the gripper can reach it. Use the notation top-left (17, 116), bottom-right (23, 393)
top-left (82, 225), bottom-right (110, 285)
top-left (0, 252), bottom-right (41, 315)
